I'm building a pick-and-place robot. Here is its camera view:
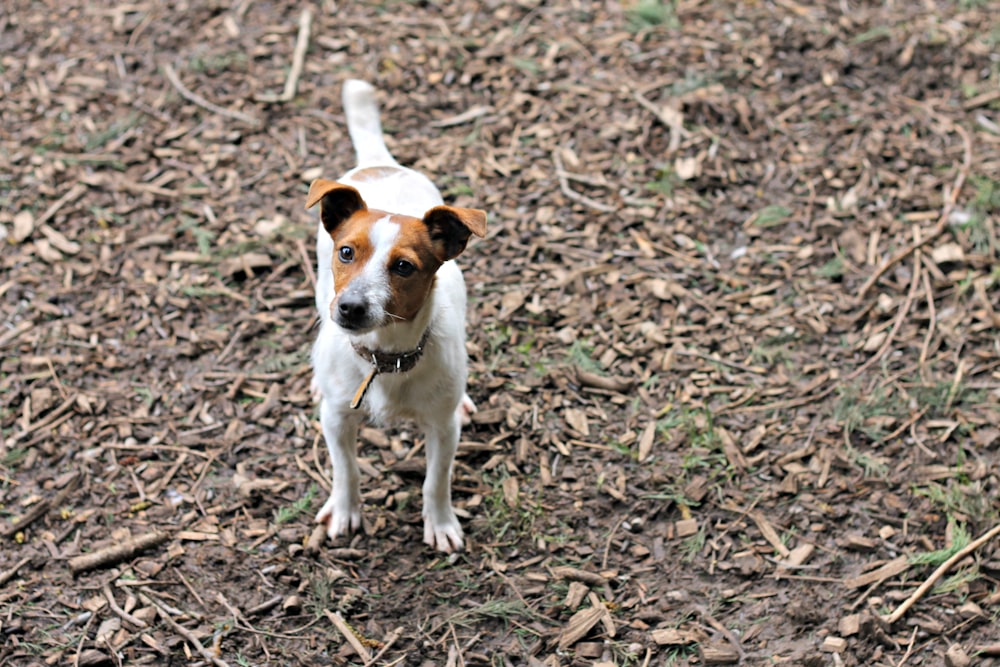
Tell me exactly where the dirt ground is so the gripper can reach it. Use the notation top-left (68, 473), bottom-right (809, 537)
top-left (2, 0), bottom-right (1000, 665)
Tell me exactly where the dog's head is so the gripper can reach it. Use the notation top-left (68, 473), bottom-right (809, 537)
top-left (306, 179), bottom-right (487, 333)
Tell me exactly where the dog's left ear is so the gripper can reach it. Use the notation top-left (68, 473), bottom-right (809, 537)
top-left (306, 179), bottom-right (367, 235)
top-left (422, 206), bottom-right (488, 262)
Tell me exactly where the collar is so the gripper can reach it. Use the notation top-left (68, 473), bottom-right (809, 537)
top-left (349, 330), bottom-right (430, 409)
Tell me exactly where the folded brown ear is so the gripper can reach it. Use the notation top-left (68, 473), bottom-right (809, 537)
top-left (306, 179), bottom-right (367, 235)
top-left (422, 206), bottom-right (488, 262)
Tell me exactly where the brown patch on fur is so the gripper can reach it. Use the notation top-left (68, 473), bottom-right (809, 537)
top-left (386, 216), bottom-right (443, 321)
top-left (327, 210), bottom-right (380, 308)
top-left (350, 166), bottom-right (406, 182)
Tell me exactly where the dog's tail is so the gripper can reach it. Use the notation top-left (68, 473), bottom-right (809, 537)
top-left (342, 79), bottom-right (396, 166)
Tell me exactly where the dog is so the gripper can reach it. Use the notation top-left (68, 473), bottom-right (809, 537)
top-left (306, 80), bottom-right (487, 553)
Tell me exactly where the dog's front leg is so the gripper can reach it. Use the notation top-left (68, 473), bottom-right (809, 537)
top-left (421, 416), bottom-right (464, 553)
top-left (315, 398), bottom-right (363, 539)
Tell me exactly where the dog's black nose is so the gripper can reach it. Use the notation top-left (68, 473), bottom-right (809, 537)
top-left (337, 297), bottom-right (368, 326)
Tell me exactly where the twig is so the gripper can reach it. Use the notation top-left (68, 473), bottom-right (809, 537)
top-left (857, 124), bottom-right (972, 300)
top-left (552, 150), bottom-right (616, 213)
top-left (69, 531), bottom-right (171, 574)
top-left (430, 105), bottom-right (494, 128)
top-left (846, 241), bottom-right (922, 381)
top-left (918, 265), bottom-right (937, 376)
top-left (0, 556), bottom-right (32, 586)
top-left (102, 583), bottom-right (148, 629)
top-left (675, 347), bottom-right (767, 374)
top-left (162, 62), bottom-right (259, 125)
top-left (882, 522), bottom-right (1000, 626)
top-left (141, 590), bottom-right (230, 667)
top-left (34, 183), bottom-right (89, 229)
top-left (255, 9), bottom-right (312, 103)
top-left (362, 627), bottom-right (403, 667)
top-left (633, 89), bottom-right (687, 154)
top-left (894, 627), bottom-right (919, 667)
top-left (295, 237), bottom-right (317, 292)
top-left (601, 517), bottom-right (623, 570)
top-left (324, 610), bottom-right (373, 661)
top-left (9, 396), bottom-right (77, 444)
top-left (696, 605), bottom-right (745, 661)
top-left (1, 472), bottom-right (80, 537)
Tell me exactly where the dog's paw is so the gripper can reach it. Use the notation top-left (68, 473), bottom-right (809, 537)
top-left (423, 509), bottom-right (464, 553)
top-left (456, 394), bottom-right (476, 427)
top-left (315, 494), bottom-right (361, 540)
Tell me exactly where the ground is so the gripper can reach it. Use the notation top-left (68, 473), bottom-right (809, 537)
top-left (1, 0), bottom-right (999, 665)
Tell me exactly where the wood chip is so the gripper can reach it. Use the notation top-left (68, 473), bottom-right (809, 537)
top-left (556, 604), bottom-right (605, 650)
top-left (821, 636), bottom-right (847, 653)
top-left (843, 555), bottom-right (909, 589)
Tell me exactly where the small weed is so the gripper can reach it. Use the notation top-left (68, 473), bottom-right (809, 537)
top-left (177, 214), bottom-right (216, 255)
top-left (2, 447), bottom-right (29, 467)
top-left (834, 382), bottom-right (906, 442)
top-left (133, 385), bottom-right (156, 409)
top-left (252, 350), bottom-right (306, 374)
top-left (567, 339), bottom-right (602, 375)
top-left (911, 380), bottom-right (986, 418)
top-left (662, 644), bottom-right (698, 665)
top-left (188, 50), bottom-right (247, 75)
top-left (749, 204), bottom-right (793, 228)
top-left (646, 164), bottom-right (681, 198)
top-left (910, 518), bottom-right (970, 566)
top-left (447, 599), bottom-right (544, 631)
top-left (681, 523), bottom-right (706, 563)
top-left (915, 479), bottom-right (997, 524)
top-left (511, 57), bottom-right (540, 75)
top-left (84, 113), bottom-right (140, 152)
top-left (626, 0), bottom-right (679, 31)
top-left (851, 26), bottom-right (892, 44)
top-left (817, 256), bottom-right (845, 279)
top-left (480, 471), bottom-right (542, 542)
top-left (956, 174), bottom-right (999, 254)
top-left (606, 640), bottom-right (643, 665)
top-left (274, 485), bottom-right (318, 525)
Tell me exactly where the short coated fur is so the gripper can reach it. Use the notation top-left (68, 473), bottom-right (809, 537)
top-left (307, 80), bottom-right (486, 553)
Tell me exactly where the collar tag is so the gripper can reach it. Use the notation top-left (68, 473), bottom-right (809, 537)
top-left (350, 366), bottom-right (379, 410)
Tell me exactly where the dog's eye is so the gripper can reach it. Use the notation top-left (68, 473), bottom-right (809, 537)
top-left (391, 259), bottom-right (415, 277)
top-left (338, 246), bottom-right (354, 263)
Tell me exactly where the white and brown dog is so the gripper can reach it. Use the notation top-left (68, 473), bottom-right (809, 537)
top-left (306, 80), bottom-right (486, 553)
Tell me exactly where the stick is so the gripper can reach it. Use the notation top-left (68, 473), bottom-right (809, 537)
top-left (0, 557), bottom-right (32, 587)
top-left (34, 183), bottom-right (89, 229)
top-left (1, 472), bottom-right (80, 537)
top-left (102, 583), bottom-right (148, 629)
top-left (552, 150), bottom-right (616, 213)
top-left (882, 522), bottom-right (1000, 625)
top-left (162, 62), bottom-right (259, 125)
top-left (140, 591), bottom-right (230, 667)
top-left (633, 89), bottom-right (687, 154)
top-left (9, 396), bottom-right (78, 444)
top-left (846, 240), bottom-right (922, 381)
top-left (69, 531), bottom-right (170, 574)
top-left (255, 9), bottom-right (312, 103)
top-left (362, 627), bottom-right (403, 667)
top-left (894, 627), bottom-right (918, 667)
top-left (324, 610), bottom-right (373, 661)
top-left (857, 124), bottom-right (971, 300)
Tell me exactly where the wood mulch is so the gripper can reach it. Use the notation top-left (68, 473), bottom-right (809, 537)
top-left (2, 0), bottom-right (998, 665)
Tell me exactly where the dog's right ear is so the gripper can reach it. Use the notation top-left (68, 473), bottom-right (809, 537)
top-left (306, 179), bottom-right (367, 235)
